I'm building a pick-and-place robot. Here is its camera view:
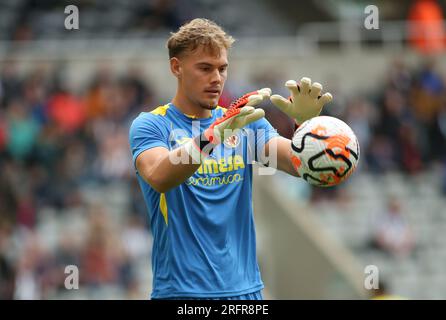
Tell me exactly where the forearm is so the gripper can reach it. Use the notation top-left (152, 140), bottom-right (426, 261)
top-left (147, 146), bottom-right (201, 193)
top-left (137, 135), bottom-right (215, 193)
top-left (263, 136), bottom-right (300, 177)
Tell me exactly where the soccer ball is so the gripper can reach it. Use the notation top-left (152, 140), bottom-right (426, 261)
top-left (290, 116), bottom-right (360, 187)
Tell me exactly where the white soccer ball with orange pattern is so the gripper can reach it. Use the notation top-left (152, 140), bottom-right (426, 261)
top-left (290, 116), bottom-right (360, 187)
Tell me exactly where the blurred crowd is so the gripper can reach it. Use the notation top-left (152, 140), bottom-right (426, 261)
top-left (356, 58), bottom-right (446, 176)
top-left (1, 55), bottom-right (446, 298)
top-left (0, 62), bottom-right (155, 299)
top-left (6, 0), bottom-right (187, 41)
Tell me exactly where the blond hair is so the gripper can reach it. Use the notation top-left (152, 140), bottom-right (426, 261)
top-left (167, 18), bottom-right (235, 58)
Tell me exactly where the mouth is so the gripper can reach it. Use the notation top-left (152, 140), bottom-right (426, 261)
top-left (204, 89), bottom-right (220, 97)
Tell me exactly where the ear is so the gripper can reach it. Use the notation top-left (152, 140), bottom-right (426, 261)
top-left (170, 57), bottom-right (181, 78)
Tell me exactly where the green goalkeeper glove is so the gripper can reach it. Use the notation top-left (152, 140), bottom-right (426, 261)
top-left (185, 88), bottom-right (271, 163)
top-left (270, 77), bottom-right (333, 126)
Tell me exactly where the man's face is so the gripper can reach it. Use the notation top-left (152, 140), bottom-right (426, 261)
top-left (174, 46), bottom-right (228, 110)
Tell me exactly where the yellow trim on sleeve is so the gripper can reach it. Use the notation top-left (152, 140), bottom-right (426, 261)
top-left (160, 193), bottom-right (168, 225)
top-left (150, 104), bottom-right (170, 116)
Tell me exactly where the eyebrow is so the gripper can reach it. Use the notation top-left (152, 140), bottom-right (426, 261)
top-left (196, 62), bottom-right (228, 68)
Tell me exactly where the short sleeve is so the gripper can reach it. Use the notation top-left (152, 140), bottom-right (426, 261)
top-left (249, 117), bottom-right (279, 164)
top-left (129, 113), bottom-right (170, 169)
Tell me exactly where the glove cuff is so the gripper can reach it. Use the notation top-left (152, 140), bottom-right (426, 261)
top-left (228, 90), bottom-right (259, 109)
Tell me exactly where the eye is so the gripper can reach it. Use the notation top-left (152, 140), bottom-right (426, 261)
top-left (200, 66), bottom-right (211, 72)
top-left (219, 67), bottom-right (227, 73)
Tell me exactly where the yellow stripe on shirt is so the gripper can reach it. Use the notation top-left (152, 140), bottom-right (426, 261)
top-left (160, 193), bottom-right (168, 225)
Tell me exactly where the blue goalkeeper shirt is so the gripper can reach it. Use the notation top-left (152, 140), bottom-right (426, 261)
top-left (129, 103), bottom-right (278, 299)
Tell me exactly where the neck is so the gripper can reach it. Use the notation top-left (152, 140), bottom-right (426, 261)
top-left (171, 90), bottom-right (212, 119)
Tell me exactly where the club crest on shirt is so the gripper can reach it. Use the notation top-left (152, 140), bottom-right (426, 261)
top-left (223, 134), bottom-right (240, 148)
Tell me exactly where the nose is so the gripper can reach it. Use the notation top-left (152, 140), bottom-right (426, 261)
top-left (210, 68), bottom-right (221, 84)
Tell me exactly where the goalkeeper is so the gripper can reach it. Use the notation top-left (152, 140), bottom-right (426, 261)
top-left (129, 18), bottom-right (332, 300)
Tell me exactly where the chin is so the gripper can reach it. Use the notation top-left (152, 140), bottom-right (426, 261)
top-left (200, 100), bottom-right (218, 110)
top-left (202, 104), bottom-right (218, 110)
